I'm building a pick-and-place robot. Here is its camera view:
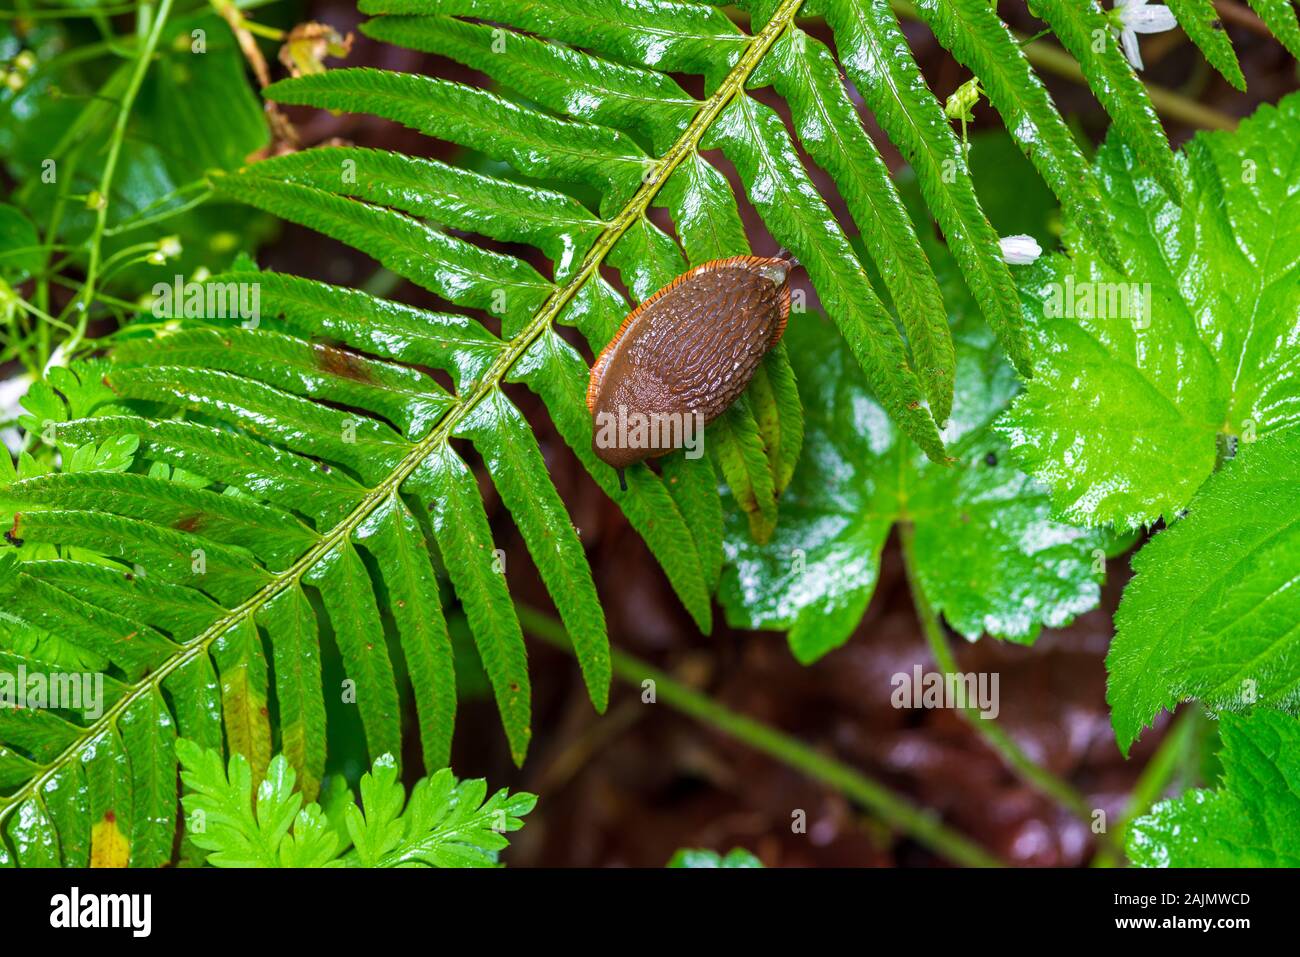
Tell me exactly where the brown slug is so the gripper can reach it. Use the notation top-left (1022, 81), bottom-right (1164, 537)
top-left (587, 254), bottom-right (796, 489)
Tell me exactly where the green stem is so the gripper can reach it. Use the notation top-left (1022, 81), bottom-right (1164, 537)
top-left (63, 0), bottom-right (174, 356)
top-left (1091, 704), bottom-right (1201, 866)
top-left (103, 181), bottom-right (212, 236)
top-left (519, 605), bottom-right (1004, 868)
top-left (1118, 707), bottom-right (1196, 826)
top-left (898, 523), bottom-right (1123, 859)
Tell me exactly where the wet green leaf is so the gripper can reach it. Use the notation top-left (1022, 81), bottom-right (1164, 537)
top-left (1109, 428), bottom-right (1300, 752)
top-left (1000, 92), bottom-right (1300, 531)
top-left (722, 303), bottom-right (1114, 662)
top-left (1128, 710), bottom-right (1300, 867)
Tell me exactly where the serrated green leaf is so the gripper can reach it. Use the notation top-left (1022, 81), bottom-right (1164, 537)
top-left (1166, 0), bottom-right (1246, 90)
top-left (118, 688), bottom-right (177, 867)
top-left (0, 566), bottom-right (177, 675)
top-left (20, 560), bottom-right (222, 640)
top-left (43, 762), bottom-right (90, 868)
top-left (660, 453), bottom-right (724, 594)
top-left (908, 0), bottom-right (1120, 268)
top-left (5, 797), bottom-right (59, 867)
top-left (117, 328), bottom-right (452, 440)
top-left (352, 765), bottom-right (536, 867)
top-left (363, 14), bottom-right (697, 155)
top-left (163, 653), bottom-right (223, 754)
top-left (710, 93), bottom-right (947, 462)
top-left (6, 471), bottom-right (317, 570)
top-left (178, 740), bottom-right (313, 868)
top-left (1245, 0), bottom-right (1300, 59)
top-left (458, 391), bottom-right (610, 712)
top-left (358, 494), bottom-right (457, 772)
top-left (999, 93), bottom-right (1300, 530)
top-left (54, 416), bottom-right (365, 528)
top-left (11, 509), bottom-right (270, 608)
top-left (412, 444), bottom-right (531, 764)
top-left (256, 585), bottom-right (326, 801)
top-left (660, 151), bottom-right (750, 266)
top-left (247, 147), bottom-right (604, 279)
top-left (306, 540), bottom-right (403, 771)
top-left (262, 68), bottom-right (648, 217)
top-left (210, 617), bottom-right (272, 783)
top-left (206, 270), bottom-right (506, 393)
top-left (359, 0), bottom-right (746, 75)
top-left (754, 344), bottom-right (803, 494)
top-left (1027, 0), bottom-right (1182, 199)
top-left (107, 365), bottom-right (409, 484)
top-left (765, 25), bottom-right (955, 419)
top-left (82, 727), bottom-right (133, 868)
top-left (212, 172), bottom-right (553, 322)
top-left (1109, 429), bottom-right (1300, 753)
top-left (177, 739), bottom-right (534, 867)
top-left (710, 396), bottom-right (778, 544)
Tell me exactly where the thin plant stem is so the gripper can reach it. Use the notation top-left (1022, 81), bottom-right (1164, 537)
top-left (518, 604), bottom-right (1005, 868)
top-left (1092, 704), bottom-right (1202, 867)
top-left (103, 181), bottom-right (212, 236)
top-left (63, 0), bottom-right (175, 357)
top-left (897, 522), bottom-right (1125, 860)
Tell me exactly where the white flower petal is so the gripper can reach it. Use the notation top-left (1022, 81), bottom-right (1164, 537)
top-left (0, 372), bottom-right (32, 456)
top-left (1126, 6), bottom-right (1179, 32)
top-left (1120, 28), bottom-right (1144, 71)
top-left (999, 234), bottom-right (1042, 265)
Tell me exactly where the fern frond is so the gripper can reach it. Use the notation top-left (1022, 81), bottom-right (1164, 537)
top-left (1165, 0), bottom-right (1246, 90)
top-left (817, 0), bottom-right (1030, 376)
top-left (763, 24), bottom-right (955, 422)
top-left (909, 0), bottom-right (1121, 268)
top-left (1027, 0), bottom-right (1182, 199)
top-left (1246, 0), bottom-right (1300, 59)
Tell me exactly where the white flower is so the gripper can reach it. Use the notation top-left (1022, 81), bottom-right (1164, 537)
top-left (156, 235), bottom-right (183, 260)
top-left (0, 371), bottom-right (32, 456)
top-left (1113, 0), bottom-right (1179, 72)
top-left (998, 234), bottom-right (1042, 265)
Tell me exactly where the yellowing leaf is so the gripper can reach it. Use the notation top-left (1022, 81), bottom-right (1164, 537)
top-left (90, 813), bottom-right (130, 868)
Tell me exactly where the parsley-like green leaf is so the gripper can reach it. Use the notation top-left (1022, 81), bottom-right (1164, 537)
top-left (667, 847), bottom-right (763, 867)
top-left (176, 739), bottom-right (535, 868)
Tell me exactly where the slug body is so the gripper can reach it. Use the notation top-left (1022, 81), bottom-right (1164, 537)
top-left (587, 255), bottom-right (794, 476)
